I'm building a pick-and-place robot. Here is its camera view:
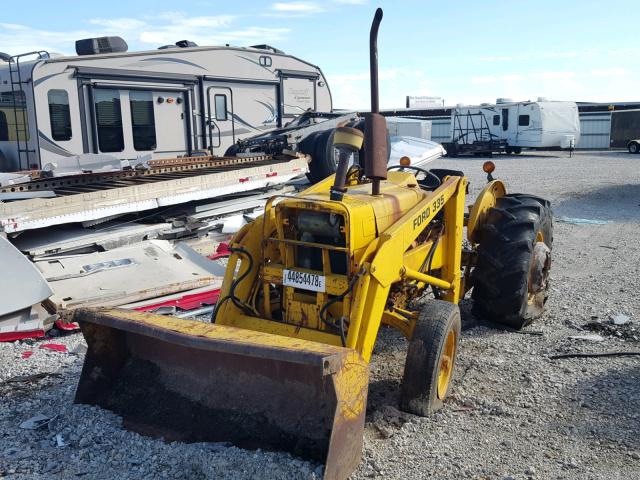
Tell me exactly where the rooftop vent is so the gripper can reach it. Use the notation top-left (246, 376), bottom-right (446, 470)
top-left (75, 36), bottom-right (128, 56)
top-left (0, 52), bottom-right (12, 62)
top-left (250, 44), bottom-right (284, 54)
top-left (159, 40), bottom-right (198, 50)
top-left (496, 98), bottom-right (514, 104)
top-left (175, 40), bottom-right (198, 48)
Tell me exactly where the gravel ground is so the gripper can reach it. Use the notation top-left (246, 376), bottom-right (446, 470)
top-left (1, 150), bottom-right (639, 479)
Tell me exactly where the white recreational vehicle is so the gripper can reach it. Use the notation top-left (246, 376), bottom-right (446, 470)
top-left (445, 98), bottom-right (580, 155)
top-left (0, 37), bottom-right (332, 172)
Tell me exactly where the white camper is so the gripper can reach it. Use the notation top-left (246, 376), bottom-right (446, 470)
top-left (449, 98), bottom-right (580, 154)
top-left (0, 38), bottom-right (332, 172)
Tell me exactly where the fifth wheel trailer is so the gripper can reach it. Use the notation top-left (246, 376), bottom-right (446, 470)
top-left (0, 38), bottom-right (331, 173)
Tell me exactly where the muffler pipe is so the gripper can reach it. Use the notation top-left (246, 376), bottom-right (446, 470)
top-left (369, 8), bottom-right (383, 114)
top-left (364, 8), bottom-right (388, 196)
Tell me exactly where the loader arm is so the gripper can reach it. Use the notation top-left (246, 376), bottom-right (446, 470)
top-left (352, 175), bottom-right (467, 360)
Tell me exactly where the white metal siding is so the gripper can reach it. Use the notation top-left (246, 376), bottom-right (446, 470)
top-left (429, 116), bottom-right (452, 143)
top-left (386, 118), bottom-right (432, 140)
top-left (577, 113), bottom-right (610, 149)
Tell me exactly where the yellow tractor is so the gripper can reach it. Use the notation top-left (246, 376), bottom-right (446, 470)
top-left (73, 9), bottom-right (553, 480)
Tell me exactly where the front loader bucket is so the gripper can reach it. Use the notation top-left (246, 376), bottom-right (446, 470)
top-left (73, 308), bottom-right (369, 480)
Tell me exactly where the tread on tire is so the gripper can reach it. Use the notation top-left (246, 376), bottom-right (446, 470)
top-left (472, 193), bottom-right (553, 329)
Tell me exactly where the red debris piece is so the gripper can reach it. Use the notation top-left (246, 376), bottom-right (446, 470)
top-left (21, 351), bottom-right (34, 359)
top-left (39, 343), bottom-right (68, 353)
top-left (208, 242), bottom-right (231, 261)
top-left (0, 330), bottom-right (45, 343)
top-left (54, 319), bottom-right (80, 331)
top-left (134, 288), bottom-right (220, 312)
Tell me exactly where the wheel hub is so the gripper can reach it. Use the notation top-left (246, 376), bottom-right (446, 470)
top-left (437, 330), bottom-right (456, 399)
top-left (528, 241), bottom-right (551, 307)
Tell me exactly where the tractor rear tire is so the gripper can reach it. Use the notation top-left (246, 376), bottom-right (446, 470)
top-left (472, 194), bottom-right (553, 329)
top-left (400, 300), bottom-right (461, 416)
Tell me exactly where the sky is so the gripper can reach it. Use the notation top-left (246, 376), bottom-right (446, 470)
top-left (1, 0), bottom-right (638, 109)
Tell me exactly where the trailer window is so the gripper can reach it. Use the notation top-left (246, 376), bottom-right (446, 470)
top-left (518, 115), bottom-right (530, 126)
top-left (129, 91), bottom-right (157, 151)
top-left (214, 94), bottom-right (227, 121)
top-left (282, 77), bottom-right (315, 116)
top-left (493, 115), bottom-right (500, 126)
top-left (48, 90), bottom-right (72, 141)
top-left (94, 89), bottom-right (124, 152)
top-left (0, 91), bottom-right (29, 141)
top-left (0, 111), bottom-right (8, 141)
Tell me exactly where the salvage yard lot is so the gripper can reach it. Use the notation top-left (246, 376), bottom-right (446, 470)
top-left (1, 150), bottom-right (639, 479)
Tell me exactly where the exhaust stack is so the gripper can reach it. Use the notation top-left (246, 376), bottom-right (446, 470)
top-left (364, 8), bottom-right (388, 196)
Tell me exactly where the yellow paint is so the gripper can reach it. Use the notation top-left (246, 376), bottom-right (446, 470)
top-left (333, 350), bottom-right (369, 419)
top-left (467, 180), bottom-right (506, 243)
top-left (95, 308), bottom-right (346, 354)
top-left (403, 267), bottom-right (452, 290)
top-left (381, 310), bottom-right (414, 339)
top-left (224, 313), bottom-right (344, 346)
top-left (263, 264), bottom-right (349, 295)
top-left (437, 329), bottom-right (457, 399)
top-left (345, 268), bottom-right (370, 348)
top-left (440, 177), bottom-right (467, 304)
top-left (368, 177), bottom-right (460, 288)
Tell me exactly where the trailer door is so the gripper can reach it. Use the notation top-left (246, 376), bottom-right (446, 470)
top-left (206, 86), bottom-right (234, 154)
top-left (92, 87), bottom-right (189, 158)
top-left (150, 91), bottom-right (188, 155)
top-left (501, 108), bottom-right (509, 131)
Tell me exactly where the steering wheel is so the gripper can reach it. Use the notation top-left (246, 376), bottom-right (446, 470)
top-left (388, 165), bottom-right (442, 189)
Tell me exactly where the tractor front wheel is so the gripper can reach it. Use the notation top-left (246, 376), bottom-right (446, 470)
top-left (400, 300), bottom-right (461, 416)
top-left (472, 194), bottom-right (553, 329)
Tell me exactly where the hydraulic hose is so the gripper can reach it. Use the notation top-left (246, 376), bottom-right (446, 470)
top-left (210, 247), bottom-right (257, 323)
top-left (319, 267), bottom-right (365, 346)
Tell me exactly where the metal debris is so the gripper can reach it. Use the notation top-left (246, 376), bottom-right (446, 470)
top-left (19, 414), bottom-right (55, 430)
top-left (612, 314), bottom-right (631, 326)
top-left (557, 217), bottom-right (608, 225)
top-left (568, 334), bottom-right (605, 342)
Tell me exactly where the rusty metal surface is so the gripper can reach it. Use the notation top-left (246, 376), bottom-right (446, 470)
top-left (74, 308), bottom-right (368, 480)
top-left (0, 155), bottom-right (279, 194)
top-left (364, 113), bottom-right (389, 183)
